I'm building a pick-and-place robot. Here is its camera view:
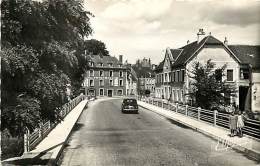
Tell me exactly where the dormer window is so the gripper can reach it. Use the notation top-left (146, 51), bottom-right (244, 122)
top-left (119, 64), bottom-right (122, 67)
top-left (108, 63), bottom-right (113, 67)
top-left (100, 63), bottom-right (103, 67)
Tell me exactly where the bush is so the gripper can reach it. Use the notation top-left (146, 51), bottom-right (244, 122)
top-left (1, 130), bottom-right (24, 160)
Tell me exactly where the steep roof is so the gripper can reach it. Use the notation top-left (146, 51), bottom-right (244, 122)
top-left (170, 49), bottom-right (183, 60)
top-left (154, 60), bottom-right (164, 72)
top-left (228, 45), bottom-right (260, 69)
top-left (172, 35), bottom-right (224, 67)
top-left (86, 54), bottom-right (123, 67)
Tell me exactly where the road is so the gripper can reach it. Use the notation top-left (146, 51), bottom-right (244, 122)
top-left (59, 98), bottom-right (258, 166)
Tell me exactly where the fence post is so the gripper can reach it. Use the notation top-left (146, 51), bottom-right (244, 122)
top-left (161, 100), bottom-right (164, 108)
top-left (24, 129), bottom-right (29, 153)
top-left (185, 105), bottom-right (188, 116)
top-left (214, 110), bottom-right (217, 126)
top-left (198, 107), bottom-right (201, 120)
top-left (39, 122), bottom-right (43, 139)
top-left (176, 103), bottom-right (179, 113)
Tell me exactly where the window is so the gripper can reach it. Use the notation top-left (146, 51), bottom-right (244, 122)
top-left (165, 73), bottom-right (168, 82)
top-left (109, 79), bottom-right (113, 86)
top-left (90, 70), bottom-right (94, 77)
top-left (117, 90), bottom-right (123, 96)
top-left (119, 79), bottom-right (123, 86)
top-left (172, 71), bottom-right (175, 82)
top-left (119, 71), bottom-right (123, 77)
top-left (89, 79), bottom-right (94, 87)
top-left (99, 89), bottom-right (104, 96)
top-left (99, 70), bottom-right (104, 77)
top-left (177, 71), bottom-right (180, 82)
top-left (181, 70), bottom-right (185, 82)
top-left (119, 64), bottom-right (122, 67)
top-left (100, 63), bottom-right (103, 67)
top-left (240, 69), bottom-right (249, 79)
top-left (161, 74), bottom-right (164, 83)
top-left (99, 79), bottom-right (104, 86)
top-left (215, 69), bottom-right (222, 81)
top-left (109, 70), bottom-right (113, 77)
top-left (108, 63), bottom-right (113, 67)
top-left (179, 71), bottom-right (182, 82)
top-left (227, 69), bottom-right (233, 81)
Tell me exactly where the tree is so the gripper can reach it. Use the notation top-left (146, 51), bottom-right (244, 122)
top-left (187, 60), bottom-right (237, 109)
top-left (1, 0), bottom-right (94, 137)
top-left (84, 39), bottom-right (109, 56)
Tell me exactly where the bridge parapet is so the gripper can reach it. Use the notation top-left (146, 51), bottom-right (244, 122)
top-left (24, 94), bottom-right (86, 153)
top-left (137, 96), bottom-right (260, 140)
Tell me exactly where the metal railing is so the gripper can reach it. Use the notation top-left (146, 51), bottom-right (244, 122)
top-left (138, 96), bottom-right (260, 140)
top-left (24, 94), bottom-right (86, 153)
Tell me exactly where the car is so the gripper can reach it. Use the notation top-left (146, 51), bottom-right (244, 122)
top-left (121, 98), bottom-right (138, 113)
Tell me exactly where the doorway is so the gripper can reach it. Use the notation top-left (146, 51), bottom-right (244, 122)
top-left (108, 90), bottom-right (113, 97)
top-left (239, 86), bottom-right (249, 112)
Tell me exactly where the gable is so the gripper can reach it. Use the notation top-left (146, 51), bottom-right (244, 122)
top-left (163, 51), bottom-right (172, 71)
top-left (186, 45), bottom-right (240, 78)
top-left (194, 45), bottom-right (239, 64)
top-left (172, 35), bottom-right (240, 68)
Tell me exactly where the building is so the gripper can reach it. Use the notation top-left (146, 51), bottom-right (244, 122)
top-left (82, 54), bottom-right (128, 97)
top-left (228, 45), bottom-right (260, 113)
top-left (155, 29), bottom-right (260, 113)
top-left (132, 58), bottom-right (156, 96)
top-left (125, 64), bottom-right (138, 96)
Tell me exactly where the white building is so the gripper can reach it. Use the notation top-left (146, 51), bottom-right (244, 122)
top-left (155, 29), bottom-right (260, 113)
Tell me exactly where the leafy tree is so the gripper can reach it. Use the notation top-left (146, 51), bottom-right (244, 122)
top-left (1, 0), bottom-right (94, 137)
top-left (1, 94), bottom-right (41, 137)
top-left (187, 60), bottom-right (237, 109)
top-left (84, 39), bottom-right (110, 56)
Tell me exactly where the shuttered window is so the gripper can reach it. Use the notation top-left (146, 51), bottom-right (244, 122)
top-left (227, 70), bottom-right (233, 81)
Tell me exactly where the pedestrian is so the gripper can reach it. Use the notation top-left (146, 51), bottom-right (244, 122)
top-left (229, 111), bottom-right (237, 137)
top-left (237, 111), bottom-right (245, 137)
top-left (226, 103), bottom-right (235, 113)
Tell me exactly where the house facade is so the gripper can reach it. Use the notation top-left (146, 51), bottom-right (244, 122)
top-left (82, 55), bottom-right (128, 97)
top-left (126, 65), bottom-right (138, 96)
top-left (155, 29), bottom-right (260, 113)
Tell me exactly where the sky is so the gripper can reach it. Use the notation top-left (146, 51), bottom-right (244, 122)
top-left (84, 0), bottom-right (260, 64)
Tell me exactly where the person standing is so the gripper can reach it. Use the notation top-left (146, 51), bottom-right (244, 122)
top-left (237, 111), bottom-right (245, 137)
top-left (229, 112), bottom-right (237, 137)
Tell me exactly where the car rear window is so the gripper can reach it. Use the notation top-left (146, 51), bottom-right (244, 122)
top-left (123, 99), bottom-right (137, 104)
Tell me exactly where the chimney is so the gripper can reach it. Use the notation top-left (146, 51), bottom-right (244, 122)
top-left (187, 40), bottom-right (190, 45)
top-left (119, 55), bottom-right (123, 63)
top-left (224, 37), bottom-right (228, 45)
top-left (197, 28), bottom-right (206, 44)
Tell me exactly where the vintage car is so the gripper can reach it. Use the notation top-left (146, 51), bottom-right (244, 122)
top-left (121, 98), bottom-right (138, 113)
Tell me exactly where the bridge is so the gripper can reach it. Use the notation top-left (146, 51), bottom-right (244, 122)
top-left (2, 96), bottom-right (260, 165)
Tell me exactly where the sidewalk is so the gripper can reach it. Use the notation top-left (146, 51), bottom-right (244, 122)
top-left (138, 100), bottom-right (260, 161)
top-left (2, 99), bottom-right (89, 166)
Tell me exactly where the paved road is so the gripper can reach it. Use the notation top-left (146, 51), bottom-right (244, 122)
top-left (59, 98), bottom-right (258, 166)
